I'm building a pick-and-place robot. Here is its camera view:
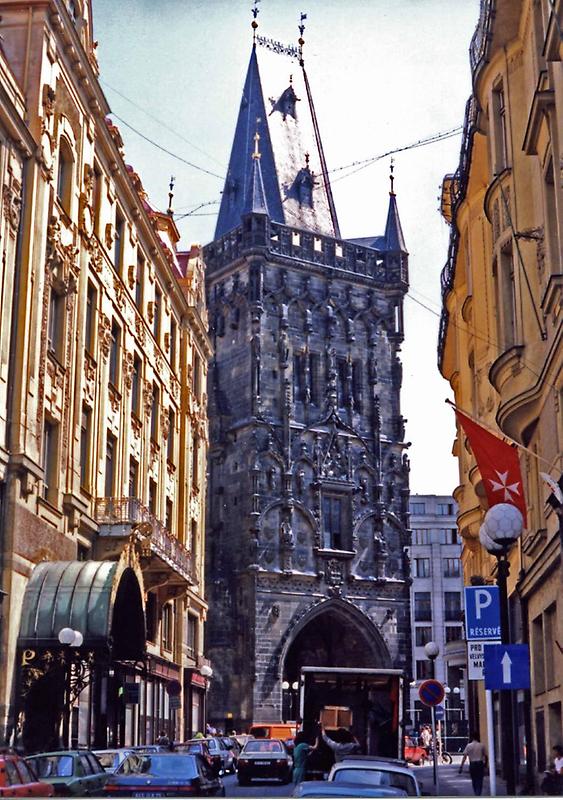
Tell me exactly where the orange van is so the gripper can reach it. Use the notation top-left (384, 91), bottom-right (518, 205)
top-left (248, 722), bottom-right (296, 750)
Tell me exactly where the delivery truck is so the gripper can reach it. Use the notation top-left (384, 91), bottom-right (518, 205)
top-left (298, 666), bottom-right (405, 759)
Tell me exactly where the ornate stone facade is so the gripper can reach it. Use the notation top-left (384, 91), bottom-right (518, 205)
top-left (204, 39), bottom-right (412, 730)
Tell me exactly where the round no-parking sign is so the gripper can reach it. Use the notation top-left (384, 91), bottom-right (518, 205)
top-left (418, 679), bottom-right (445, 707)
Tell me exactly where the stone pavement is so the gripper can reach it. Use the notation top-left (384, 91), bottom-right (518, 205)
top-left (413, 754), bottom-right (509, 797)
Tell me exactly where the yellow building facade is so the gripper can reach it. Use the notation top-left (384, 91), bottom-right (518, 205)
top-left (0, 0), bottom-right (211, 750)
top-left (439, 0), bottom-right (562, 787)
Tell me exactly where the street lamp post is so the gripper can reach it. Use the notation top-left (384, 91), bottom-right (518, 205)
top-left (424, 641), bottom-right (440, 794)
top-left (58, 627), bottom-right (84, 748)
top-left (479, 503), bottom-right (524, 797)
top-left (200, 664), bottom-right (213, 735)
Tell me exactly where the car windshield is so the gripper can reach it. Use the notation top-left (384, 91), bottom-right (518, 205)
top-left (96, 753), bottom-right (118, 769)
top-left (138, 756), bottom-right (197, 778)
top-left (333, 768), bottom-right (417, 796)
top-left (29, 755), bottom-right (74, 778)
top-left (244, 740), bottom-right (283, 754)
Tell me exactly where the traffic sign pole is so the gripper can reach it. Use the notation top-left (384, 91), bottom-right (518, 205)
top-left (486, 689), bottom-right (497, 797)
top-left (431, 704), bottom-right (439, 795)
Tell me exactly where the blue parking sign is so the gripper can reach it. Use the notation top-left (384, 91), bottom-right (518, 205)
top-left (464, 586), bottom-right (501, 640)
top-left (484, 644), bottom-right (530, 690)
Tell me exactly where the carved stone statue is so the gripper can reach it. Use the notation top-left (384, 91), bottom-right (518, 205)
top-left (280, 519), bottom-right (295, 548)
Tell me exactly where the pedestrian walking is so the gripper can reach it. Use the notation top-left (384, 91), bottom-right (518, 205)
top-left (459, 731), bottom-right (487, 796)
top-left (292, 732), bottom-right (318, 784)
top-left (156, 729), bottom-right (170, 747)
top-left (320, 725), bottom-right (360, 762)
top-left (420, 725), bottom-right (432, 752)
top-left (540, 744), bottom-right (563, 795)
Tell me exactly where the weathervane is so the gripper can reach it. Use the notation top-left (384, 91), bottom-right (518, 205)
top-left (167, 175), bottom-right (175, 216)
top-left (389, 158), bottom-right (395, 196)
top-left (251, 0), bottom-right (261, 42)
top-left (298, 12), bottom-right (307, 65)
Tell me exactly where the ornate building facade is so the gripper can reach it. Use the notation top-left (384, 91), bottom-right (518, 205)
top-left (439, 0), bottom-right (562, 788)
top-left (204, 33), bottom-right (412, 735)
top-left (0, 0), bottom-right (211, 750)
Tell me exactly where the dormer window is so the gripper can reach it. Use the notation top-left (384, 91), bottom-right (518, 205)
top-left (293, 166), bottom-right (314, 208)
top-left (270, 85), bottom-right (300, 121)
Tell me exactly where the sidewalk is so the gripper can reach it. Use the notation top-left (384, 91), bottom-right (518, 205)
top-left (413, 754), bottom-right (508, 797)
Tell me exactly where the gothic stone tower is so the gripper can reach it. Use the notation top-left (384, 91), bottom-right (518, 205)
top-left (204, 39), bottom-right (411, 732)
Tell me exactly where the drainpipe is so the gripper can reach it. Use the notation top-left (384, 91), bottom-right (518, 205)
top-left (515, 571), bottom-right (535, 794)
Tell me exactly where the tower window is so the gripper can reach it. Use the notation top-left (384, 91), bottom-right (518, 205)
top-left (322, 495), bottom-right (348, 550)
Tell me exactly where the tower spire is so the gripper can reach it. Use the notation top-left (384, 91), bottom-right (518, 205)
top-left (243, 118), bottom-right (269, 217)
top-left (384, 159), bottom-right (407, 253)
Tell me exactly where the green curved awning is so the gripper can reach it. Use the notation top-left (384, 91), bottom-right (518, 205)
top-left (18, 561), bottom-right (121, 649)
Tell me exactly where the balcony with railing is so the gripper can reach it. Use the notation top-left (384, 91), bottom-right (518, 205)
top-left (94, 497), bottom-right (195, 590)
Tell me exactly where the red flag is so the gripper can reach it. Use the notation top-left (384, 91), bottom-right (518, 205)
top-left (455, 409), bottom-right (527, 525)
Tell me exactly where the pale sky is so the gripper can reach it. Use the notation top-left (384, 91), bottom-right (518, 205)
top-left (92, 0), bottom-right (480, 495)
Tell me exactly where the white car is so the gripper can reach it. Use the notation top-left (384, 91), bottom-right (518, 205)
top-left (328, 756), bottom-right (421, 796)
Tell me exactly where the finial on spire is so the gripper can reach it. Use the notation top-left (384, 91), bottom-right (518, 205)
top-left (389, 158), bottom-right (395, 196)
top-left (298, 12), bottom-right (307, 65)
top-left (252, 118), bottom-right (262, 160)
top-left (167, 175), bottom-right (175, 216)
top-left (251, 0), bottom-right (260, 42)
top-left (304, 152), bottom-right (310, 168)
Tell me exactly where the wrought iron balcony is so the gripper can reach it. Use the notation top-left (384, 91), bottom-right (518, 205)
top-left (95, 497), bottom-right (195, 587)
top-left (469, 0), bottom-right (494, 76)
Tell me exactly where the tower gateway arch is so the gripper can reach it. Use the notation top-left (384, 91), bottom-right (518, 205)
top-left (204, 21), bottom-right (412, 742)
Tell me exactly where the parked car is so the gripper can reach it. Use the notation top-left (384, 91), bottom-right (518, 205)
top-left (236, 738), bottom-right (292, 785)
top-left (130, 745), bottom-right (169, 754)
top-left (206, 737), bottom-right (234, 774)
top-left (293, 781), bottom-right (408, 798)
top-left (103, 752), bottom-right (225, 797)
top-left (0, 752), bottom-right (54, 797)
top-left (403, 737), bottom-right (427, 766)
top-left (25, 750), bottom-right (107, 797)
top-left (328, 756), bottom-right (421, 797)
top-left (220, 736), bottom-right (240, 767)
top-left (174, 740), bottom-right (216, 771)
top-left (93, 749), bottom-right (140, 774)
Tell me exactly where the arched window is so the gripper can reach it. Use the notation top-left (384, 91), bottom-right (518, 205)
top-left (57, 138), bottom-right (74, 213)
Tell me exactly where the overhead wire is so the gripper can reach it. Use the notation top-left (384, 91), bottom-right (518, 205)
top-left (101, 79), bottom-right (226, 169)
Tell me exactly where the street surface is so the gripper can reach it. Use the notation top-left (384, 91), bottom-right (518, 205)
top-left (222, 755), bottom-right (508, 797)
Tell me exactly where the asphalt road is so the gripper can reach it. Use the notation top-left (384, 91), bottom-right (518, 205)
top-left (223, 772), bottom-right (294, 798)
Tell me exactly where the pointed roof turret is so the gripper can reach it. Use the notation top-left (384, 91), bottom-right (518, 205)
top-left (242, 130), bottom-right (269, 217)
top-left (214, 32), bottom-right (339, 240)
top-left (384, 162), bottom-right (407, 253)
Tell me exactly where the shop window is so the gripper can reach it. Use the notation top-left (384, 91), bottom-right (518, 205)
top-left (414, 592), bottom-right (432, 621)
top-left (57, 138), bottom-right (74, 213)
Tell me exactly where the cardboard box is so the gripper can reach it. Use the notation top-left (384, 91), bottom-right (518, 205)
top-left (320, 706), bottom-right (353, 729)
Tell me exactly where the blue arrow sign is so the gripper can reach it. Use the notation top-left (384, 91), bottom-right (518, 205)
top-left (464, 586), bottom-right (501, 640)
top-left (483, 644), bottom-right (531, 690)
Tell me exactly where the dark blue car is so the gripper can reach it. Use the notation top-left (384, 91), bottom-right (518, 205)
top-left (103, 753), bottom-right (225, 797)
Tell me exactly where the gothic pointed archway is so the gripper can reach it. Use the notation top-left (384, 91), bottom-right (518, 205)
top-left (280, 599), bottom-right (400, 757)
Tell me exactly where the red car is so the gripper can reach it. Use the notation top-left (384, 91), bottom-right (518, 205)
top-left (0, 753), bottom-right (54, 796)
top-left (403, 737), bottom-right (428, 766)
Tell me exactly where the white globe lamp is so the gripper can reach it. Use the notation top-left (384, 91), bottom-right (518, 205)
top-left (58, 627), bottom-right (75, 645)
top-left (483, 503), bottom-right (523, 548)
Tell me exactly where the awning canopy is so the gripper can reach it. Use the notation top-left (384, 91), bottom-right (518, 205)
top-left (18, 560), bottom-right (145, 659)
